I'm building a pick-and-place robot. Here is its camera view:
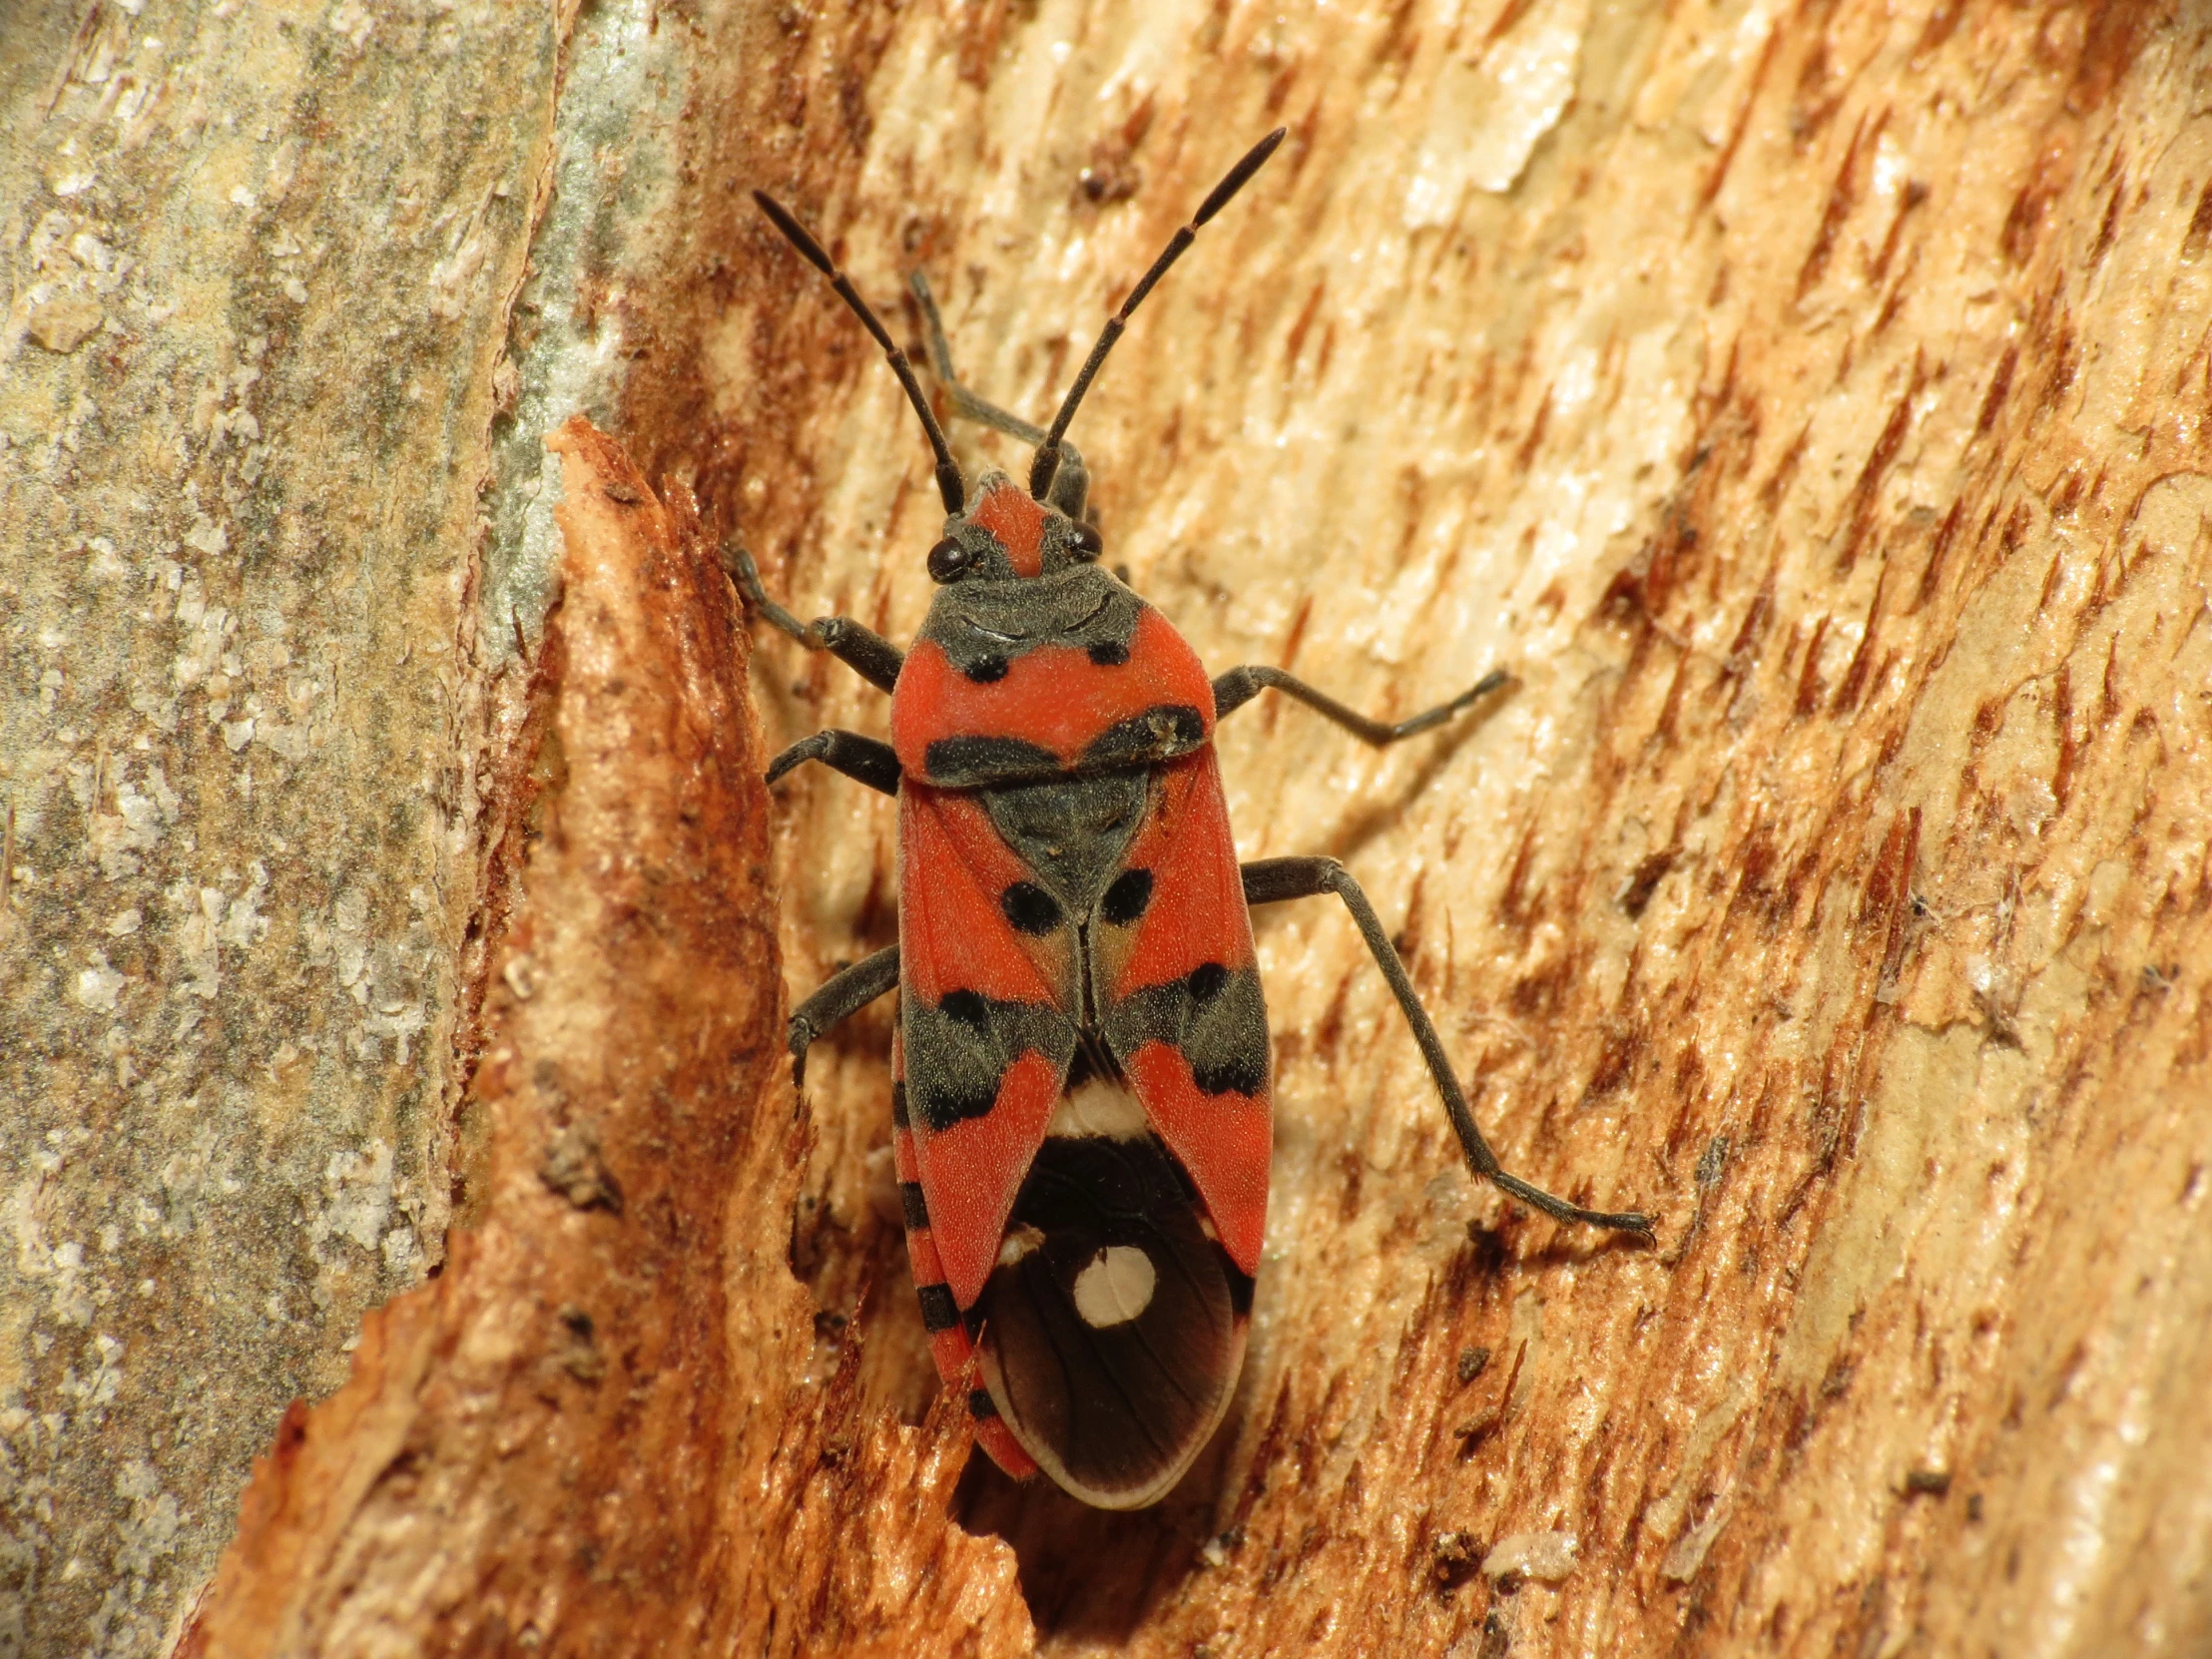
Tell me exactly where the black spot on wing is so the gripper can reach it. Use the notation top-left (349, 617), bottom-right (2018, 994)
top-left (913, 1073), bottom-right (1000, 1132)
top-left (903, 989), bottom-right (1075, 1135)
top-left (1105, 964), bottom-right (1270, 1100)
top-left (891, 1081), bottom-right (910, 1129)
top-left (968, 1387), bottom-right (1000, 1418)
top-left (1100, 868), bottom-right (1154, 926)
top-left (981, 771), bottom-right (1148, 917)
top-left (1081, 705), bottom-right (1207, 771)
top-left (1000, 881), bottom-right (1062, 935)
top-left (924, 734), bottom-right (1062, 788)
top-left (899, 1181), bottom-right (930, 1232)
top-left (917, 1283), bottom-right (959, 1333)
top-left (1192, 1044), bottom-right (1268, 1097)
top-left (939, 988), bottom-right (989, 1030)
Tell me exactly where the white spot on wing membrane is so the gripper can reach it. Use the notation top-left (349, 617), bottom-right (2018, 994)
top-left (1072, 1245), bottom-right (1157, 1329)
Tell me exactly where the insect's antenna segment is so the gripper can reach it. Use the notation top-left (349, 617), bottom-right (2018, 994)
top-left (753, 191), bottom-right (967, 516)
top-left (1028, 128), bottom-right (1287, 503)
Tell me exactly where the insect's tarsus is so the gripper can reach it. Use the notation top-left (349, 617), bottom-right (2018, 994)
top-left (908, 272), bottom-right (1049, 448)
top-left (1028, 126), bottom-right (1289, 504)
top-left (726, 543), bottom-right (906, 693)
top-left (1241, 855), bottom-right (1652, 1241)
top-left (752, 190), bottom-right (967, 516)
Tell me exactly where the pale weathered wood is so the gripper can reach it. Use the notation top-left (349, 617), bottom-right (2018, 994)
top-left (676, 2), bottom-right (2212, 1653)
top-left (11, 0), bottom-right (2212, 1655)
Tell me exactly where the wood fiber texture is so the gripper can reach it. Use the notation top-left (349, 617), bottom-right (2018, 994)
top-left (9, 0), bottom-right (2212, 1656)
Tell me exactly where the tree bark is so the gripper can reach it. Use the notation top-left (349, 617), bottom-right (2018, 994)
top-left (7, 1), bottom-right (2212, 1655)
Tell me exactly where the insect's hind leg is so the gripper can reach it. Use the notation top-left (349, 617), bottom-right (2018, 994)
top-left (728, 545), bottom-right (906, 694)
top-left (1213, 666), bottom-right (1509, 746)
top-left (1240, 856), bottom-right (1651, 1237)
top-left (908, 273), bottom-right (1092, 523)
top-left (789, 945), bottom-right (900, 1086)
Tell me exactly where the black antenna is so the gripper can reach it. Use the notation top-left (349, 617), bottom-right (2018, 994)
top-left (754, 191), bottom-right (966, 516)
top-left (1028, 128), bottom-right (1287, 503)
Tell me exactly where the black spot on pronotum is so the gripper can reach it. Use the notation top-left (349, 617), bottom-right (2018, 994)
top-left (1000, 881), bottom-right (1062, 934)
top-left (1101, 868), bottom-right (1154, 926)
top-left (917, 1283), bottom-right (959, 1332)
top-left (1188, 961), bottom-right (1230, 1001)
top-left (939, 989), bottom-right (990, 1030)
top-left (965, 654), bottom-right (1010, 684)
top-left (924, 734), bottom-right (1061, 787)
top-left (1087, 638), bottom-right (1130, 667)
top-left (899, 1181), bottom-right (929, 1232)
top-left (1082, 705), bottom-right (1206, 768)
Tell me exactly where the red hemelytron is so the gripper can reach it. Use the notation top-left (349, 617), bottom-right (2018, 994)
top-left (737, 131), bottom-right (1651, 1509)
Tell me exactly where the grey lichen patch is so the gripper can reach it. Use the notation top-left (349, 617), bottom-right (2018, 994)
top-left (0, 0), bottom-right (561, 1650)
top-left (481, 0), bottom-right (695, 674)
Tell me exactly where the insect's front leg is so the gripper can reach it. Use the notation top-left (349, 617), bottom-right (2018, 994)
top-left (1241, 855), bottom-right (1652, 1238)
top-left (728, 544), bottom-right (905, 694)
top-left (1212, 665), bottom-right (1508, 745)
top-left (908, 272), bottom-right (1094, 524)
top-left (788, 945), bottom-right (900, 1086)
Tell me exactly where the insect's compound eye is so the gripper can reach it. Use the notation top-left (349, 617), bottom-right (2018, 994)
top-left (927, 537), bottom-right (972, 583)
top-left (1069, 520), bottom-right (1104, 561)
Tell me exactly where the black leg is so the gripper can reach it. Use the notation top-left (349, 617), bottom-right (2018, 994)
top-left (729, 545), bottom-right (905, 695)
top-left (1241, 856), bottom-right (1651, 1237)
top-left (767, 731), bottom-right (900, 796)
top-left (790, 946), bottom-right (900, 1086)
top-left (1212, 665), bottom-right (1508, 746)
top-left (908, 272), bottom-right (1092, 523)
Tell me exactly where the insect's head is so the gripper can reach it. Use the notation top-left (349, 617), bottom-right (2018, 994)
top-left (926, 472), bottom-right (1101, 586)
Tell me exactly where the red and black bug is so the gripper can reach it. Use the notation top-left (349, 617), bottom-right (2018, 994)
top-left (737, 131), bottom-right (1651, 1509)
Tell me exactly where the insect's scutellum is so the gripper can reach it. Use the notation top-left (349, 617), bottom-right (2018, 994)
top-left (739, 130), bottom-right (1652, 1510)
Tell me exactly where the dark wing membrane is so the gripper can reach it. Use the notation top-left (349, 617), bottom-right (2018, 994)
top-left (974, 1119), bottom-right (1252, 1508)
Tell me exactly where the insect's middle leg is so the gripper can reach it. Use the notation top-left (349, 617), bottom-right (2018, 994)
top-left (1241, 856), bottom-right (1651, 1237)
top-left (1212, 665), bottom-right (1508, 745)
top-left (766, 731), bottom-right (900, 796)
top-left (789, 945), bottom-right (899, 1086)
top-left (728, 545), bottom-right (905, 694)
